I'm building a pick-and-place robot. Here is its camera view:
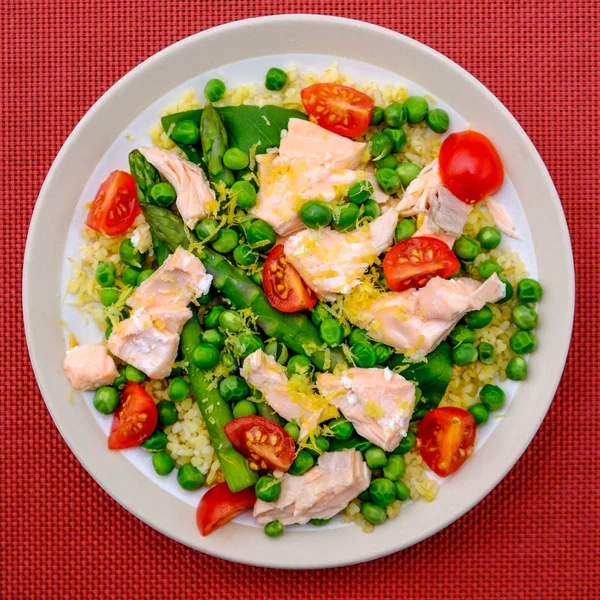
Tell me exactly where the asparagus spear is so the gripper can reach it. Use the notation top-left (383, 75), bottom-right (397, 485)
top-left (128, 149), bottom-right (160, 203)
top-left (180, 316), bottom-right (258, 492)
top-left (199, 102), bottom-right (228, 180)
top-left (142, 203), bottom-right (347, 372)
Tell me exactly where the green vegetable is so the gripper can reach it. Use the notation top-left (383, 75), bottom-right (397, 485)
top-left (384, 102), bottom-right (407, 127)
top-left (370, 131), bottom-right (393, 160)
top-left (361, 502), bottom-right (387, 525)
top-left (211, 228), bottom-right (239, 254)
top-left (219, 376), bottom-right (249, 401)
top-left (168, 377), bottom-right (190, 402)
top-left (452, 343), bottom-right (478, 366)
top-left (310, 303), bottom-right (329, 327)
top-left (306, 436), bottom-right (330, 457)
top-left (370, 478), bottom-right (396, 508)
top-left (203, 328), bottom-right (225, 349)
top-left (465, 305), bottom-right (493, 329)
top-left (453, 236), bottom-right (481, 261)
top-left (195, 218), bottom-right (219, 241)
top-left (246, 219), bottom-right (276, 251)
top-left (329, 417), bottom-right (355, 440)
top-left (395, 218), bottom-right (416, 242)
top-left (153, 237), bottom-right (169, 267)
top-left (333, 203), bottom-right (360, 232)
top-left (112, 367), bottom-right (127, 390)
top-left (478, 259), bottom-right (504, 279)
top-left (496, 277), bottom-right (514, 304)
top-left (220, 352), bottom-right (237, 371)
top-left (204, 78), bottom-right (226, 102)
top-left (219, 309), bottom-right (244, 333)
top-left (374, 343), bottom-right (393, 364)
top-left (510, 331), bottom-right (537, 354)
top-left (125, 364), bottom-right (146, 383)
top-left (128, 149), bottom-right (160, 203)
top-left (349, 328), bottom-right (369, 346)
top-left (383, 454), bottom-right (406, 481)
top-left (233, 399), bottom-right (258, 418)
top-left (375, 154), bottom-right (399, 170)
top-left (286, 355), bottom-right (313, 377)
top-left (396, 162), bottom-right (421, 188)
top-left (265, 340), bottom-right (289, 365)
top-left (427, 108), bottom-right (449, 133)
top-left (393, 432), bottom-right (416, 455)
top-left (230, 180), bottom-right (257, 210)
top-left (264, 520), bottom-right (284, 538)
top-left (383, 127), bottom-right (407, 153)
top-left (320, 318), bottom-right (344, 347)
top-left (300, 200), bottom-right (333, 229)
top-left (204, 306), bottom-right (225, 329)
top-left (233, 332), bottom-right (264, 360)
top-left (376, 167), bottom-right (402, 195)
top-left (351, 342), bottom-right (377, 368)
top-left (479, 384), bottom-right (506, 411)
top-left (141, 430), bottom-right (168, 452)
top-left (477, 226), bottom-right (502, 249)
top-left (348, 180), bottom-right (374, 205)
top-left (223, 148), bottom-right (249, 171)
top-left (265, 67), bottom-right (287, 91)
top-left (171, 119), bottom-right (199, 145)
top-left (404, 96), bottom-right (428, 123)
top-left (477, 342), bottom-right (496, 364)
top-left (93, 386), bottom-right (119, 415)
top-left (95, 262), bottom-right (116, 287)
top-left (517, 278), bottom-right (543, 303)
top-left (119, 238), bottom-right (142, 268)
top-left (370, 106), bottom-right (385, 125)
top-left (328, 436), bottom-right (371, 453)
top-left (506, 356), bottom-right (527, 380)
top-left (364, 446), bottom-right (387, 469)
top-left (512, 304), bottom-right (538, 330)
top-left (152, 452), bottom-right (175, 476)
top-left (137, 269), bottom-right (154, 286)
top-left (251, 271), bottom-right (263, 286)
top-left (255, 475), bottom-right (281, 502)
top-left (157, 401), bottom-right (178, 427)
top-left (362, 199), bottom-right (381, 221)
top-left (177, 464), bottom-right (205, 491)
top-left (122, 267), bottom-right (140, 287)
top-left (309, 518), bottom-right (331, 526)
top-left (289, 450), bottom-right (315, 476)
top-left (200, 102), bottom-right (228, 180)
top-left (468, 403), bottom-right (489, 425)
top-left (449, 325), bottom-right (476, 346)
top-left (232, 244), bottom-right (257, 267)
top-left (395, 481), bottom-right (411, 501)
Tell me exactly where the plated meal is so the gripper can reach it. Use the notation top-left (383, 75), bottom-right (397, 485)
top-left (62, 62), bottom-right (544, 539)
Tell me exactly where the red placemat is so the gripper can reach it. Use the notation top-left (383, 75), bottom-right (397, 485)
top-left (2, 1), bottom-right (598, 598)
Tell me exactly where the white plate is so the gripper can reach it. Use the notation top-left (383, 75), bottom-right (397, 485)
top-left (23, 15), bottom-right (574, 568)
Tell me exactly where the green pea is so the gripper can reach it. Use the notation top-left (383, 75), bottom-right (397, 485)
top-left (204, 78), bottom-right (226, 102)
top-left (351, 342), bottom-right (377, 368)
top-left (232, 399), bottom-right (258, 418)
top-left (251, 271), bottom-right (263, 286)
top-left (383, 127), bottom-right (407, 153)
top-left (404, 96), bottom-right (429, 123)
top-left (93, 386), bottom-right (120, 415)
top-left (220, 352), bottom-right (237, 371)
top-left (219, 375), bottom-right (249, 401)
top-left (137, 269), bottom-right (155, 286)
top-left (300, 200), bottom-right (333, 230)
top-left (203, 306), bottom-right (224, 329)
top-left (195, 218), bottom-right (219, 241)
top-left (171, 119), bottom-right (199, 145)
top-left (384, 102), bottom-right (407, 127)
top-left (332, 203), bottom-right (360, 232)
top-left (480, 384), bottom-right (506, 411)
top-left (123, 266), bottom-right (140, 287)
top-left (141, 430), bottom-right (168, 452)
top-left (506, 356), bottom-right (528, 380)
top-left (512, 304), bottom-right (538, 331)
top-left (168, 378), bottom-right (190, 402)
top-left (255, 474), bottom-right (281, 502)
top-left (157, 401), bottom-right (178, 427)
top-left (465, 305), bottom-right (494, 329)
top-left (284, 421), bottom-right (300, 442)
top-left (264, 520), bottom-right (284, 538)
top-left (119, 238), bottom-right (142, 268)
top-left (453, 236), bottom-right (481, 261)
top-left (468, 403), bottom-right (489, 425)
top-left (362, 199), bottom-right (381, 221)
top-left (223, 148), bottom-right (250, 171)
top-left (383, 454), bottom-right (406, 481)
top-left (477, 226), bottom-right (502, 250)
top-left (374, 343), bottom-right (393, 364)
top-left (370, 131), bottom-right (393, 160)
top-left (202, 328), bottom-right (225, 349)
top-left (449, 325), bottom-right (476, 346)
top-left (286, 355), bottom-right (313, 377)
top-left (517, 278), bottom-right (543, 303)
top-left (177, 464), bottom-right (205, 491)
top-left (123, 364), bottom-right (145, 383)
top-left (510, 331), bottom-right (537, 354)
top-left (319, 318), bottom-right (344, 347)
top-left (309, 518), bottom-right (331, 526)
top-left (310, 303), bottom-right (330, 327)
top-left (232, 244), bottom-right (257, 267)
top-left (452, 343), bottom-right (478, 366)
top-left (364, 446), bottom-right (387, 469)
top-left (358, 490), bottom-right (371, 502)
top-left (478, 259), bottom-right (504, 279)
top-left (149, 181), bottom-right (177, 207)
top-left (370, 478), bottom-right (396, 508)
top-left (496, 277), bottom-right (514, 304)
top-left (215, 167), bottom-right (235, 187)
top-left (370, 106), bottom-right (385, 125)
top-left (230, 180), bottom-right (257, 210)
top-left (426, 108), bottom-right (450, 133)
top-left (375, 154), bottom-right (399, 171)
top-left (329, 417), bottom-right (355, 440)
top-left (95, 261), bottom-right (116, 288)
top-left (211, 228), bottom-right (239, 254)
top-left (395, 218), bottom-right (416, 242)
top-left (306, 436), bottom-right (330, 457)
top-left (265, 341), bottom-right (289, 365)
top-left (348, 180), bottom-right (374, 205)
top-left (246, 220), bottom-right (276, 252)
top-left (477, 342), bottom-right (496, 364)
top-left (393, 432), bottom-right (416, 455)
top-left (349, 328), bottom-right (370, 346)
top-left (394, 481), bottom-right (411, 501)
top-left (288, 450), bottom-right (315, 476)
top-left (265, 67), bottom-right (287, 91)
top-left (98, 287), bottom-right (118, 307)
top-left (104, 324), bottom-right (113, 340)
top-left (361, 502), bottom-right (387, 525)
top-left (233, 333), bottom-right (264, 360)
top-left (112, 367), bottom-right (128, 391)
top-left (218, 310), bottom-right (243, 333)
top-left (171, 367), bottom-right (184, 378)
top-left (376, 167), bottom-right (402, 195)
top-left (396, 162), bottom-right (421, 188)
top-left (152, 452), bottom-right (175, 476)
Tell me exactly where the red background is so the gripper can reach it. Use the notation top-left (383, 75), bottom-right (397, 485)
top-left (2, 1), bottom-right (598, 598)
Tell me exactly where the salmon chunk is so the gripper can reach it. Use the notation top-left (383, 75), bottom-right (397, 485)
top-left (317, 368), bottom-right (416, 452)
top-left (139, 147), bottom-right (218, 229)
top-left (487, 198), bottom-right (520, 239)
top-left (253, 450), bottom-right (370, 525)
top-left (284, 208), bottom-right (398, 301)
top-left (350, 273), bottom-right (506, 356)
top-left (63, 344), bottom-right (119, 391)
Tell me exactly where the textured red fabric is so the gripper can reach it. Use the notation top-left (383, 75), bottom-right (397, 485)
top-left (2, 1), bottom-right (598, 598)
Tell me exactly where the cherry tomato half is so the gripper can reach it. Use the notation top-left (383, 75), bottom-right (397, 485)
top-left (417, 407), bottom-right (477, 477)
top-left (301, 83), bottom-right (374, 137)
top-left (439, 131), bottom-right (504, 204)
top-left (383, 236), bottom-right (460, 292)
top-left (196, 483), bottom-right (256, 536)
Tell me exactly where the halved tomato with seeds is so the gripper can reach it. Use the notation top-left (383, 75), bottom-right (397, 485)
top-left (383, 236), bottom-right (460, 292)
top-left (224, 416), bottom-right (296, 472)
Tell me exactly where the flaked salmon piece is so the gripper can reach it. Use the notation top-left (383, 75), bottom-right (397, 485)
top-left (284, 208), bottom-right (398, 301)
top-left (127, 247), bottom-right (212, 314)
top-left (143, 306), bottom-right (193, 334)
top-left (241, 350), bottom-right (327, 440)
top-left (396, 159), bottom-right (440, 215)
top-left (63, 344), bottom-right (118, 391)
top-left (487, 198), bottom-right (520, 239)
top-left (108, 308), bottom-right (179, 379)
top-left (253, 450), bottom-right (370, 525)
top-left (129, 218), bottom-right (152, 253)
top-left (350, 273), bottom-right (506, 356)
top-left (317, 368), bottom-right (416, 452)
top-left (139, 147), bottom-right (218, 229)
